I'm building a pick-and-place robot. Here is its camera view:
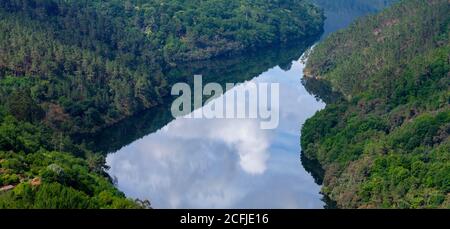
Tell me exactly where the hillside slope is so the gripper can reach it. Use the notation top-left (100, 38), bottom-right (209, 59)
top-left (0, 0), bottom-right (324, 208)
top-left (302, 0), bottom-right (449, 208)
top-left (0, 0), bottom-right (324, 134)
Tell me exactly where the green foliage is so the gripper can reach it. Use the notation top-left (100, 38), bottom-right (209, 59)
top-left (138, 0), bottom-right (325, 62)
top-left (0, 101), bottom-right (141, 208)
top-left (0, 0), bottom-right (324, 209)
top-left (6, 89), bottom-right (44, 123)
top-left (0, 0), bottom-right (324, 134)
top-left (0, 150), bottom-right (141, 209)
top-left (302, 0), bottom-right (450, 209)
top-left (0, 115), bottom-right (49, 153)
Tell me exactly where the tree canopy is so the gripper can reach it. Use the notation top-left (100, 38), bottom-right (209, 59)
top-left (302, 0), bottom-right (449, 208)
top-left (0, 0), bottom-right (324, 208)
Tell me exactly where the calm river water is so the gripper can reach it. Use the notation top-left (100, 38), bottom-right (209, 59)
top-left (99, 0), bottom-right (394, 209)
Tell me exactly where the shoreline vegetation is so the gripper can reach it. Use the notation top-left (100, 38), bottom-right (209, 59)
top-left (0, 0), bottom-right (324, 208)
top-left (302, 0), bottom-right (449, 208)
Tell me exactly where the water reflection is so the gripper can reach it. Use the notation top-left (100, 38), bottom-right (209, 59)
top-left (101, 0), bottom-right (396, 209)
top-left (312, 0), bottom-right (396, 38)
top-left (83, 40), bottom-right (315, 154)
top-left (107, 56), bottom-right (326, 208)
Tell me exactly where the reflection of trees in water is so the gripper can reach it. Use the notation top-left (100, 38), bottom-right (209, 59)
top-left (301, 77), bottom-right (344, 104)
top-left (298, 85), bottom-right (341, 209)
top-left (302, 0), bottom-right (397, 104)
top-left (75, 104), bottom-right (173, 154)
top-left (165, 38), bottom-right (319, 88)
top-left (78, 38), bottom-right (318, 154)
top-left (301, 152), bottom-right (324, 185)
top-left (301, 147), bottom-right (338, 209)
top-left (82, 0), bottom-right (397, 154)
top-left (301, 0), bottom-right (397, 209)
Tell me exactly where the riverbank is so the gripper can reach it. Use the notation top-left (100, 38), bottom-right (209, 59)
top-left (0, 0), bottom-right (325, 208)
top-left (301, 0), bottom-right (450, 208)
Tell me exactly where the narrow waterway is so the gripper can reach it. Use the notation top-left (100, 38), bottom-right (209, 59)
top-left (99, 0), bottom-right (395, 209)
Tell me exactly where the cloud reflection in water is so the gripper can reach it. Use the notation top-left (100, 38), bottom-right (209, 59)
top-left (106, 59), bottom-right (325, 209)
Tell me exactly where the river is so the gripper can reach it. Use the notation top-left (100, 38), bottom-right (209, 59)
top-left (93, 0), bottom-right (395, 209)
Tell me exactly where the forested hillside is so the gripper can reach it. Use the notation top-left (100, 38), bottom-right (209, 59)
top-left (0, 0), bottom-right (324, 208)
top-left (0, 0), bottom-right (166, 134)
top-left (0, 0), bottom-right (324, 134)
top-left (302, 0), bottom-right (449, 208)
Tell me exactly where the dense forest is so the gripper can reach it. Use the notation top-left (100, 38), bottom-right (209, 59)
top-left (79, 40), bottom-right (315, 154)
top-left (0, 0), bottom-right (325, 208)
top-left (0, 114), bottom-right (147, 208)
top-left (302, 0), bottom-right (449, 208)
top-left (0, 0), bottom-right (324, 134)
